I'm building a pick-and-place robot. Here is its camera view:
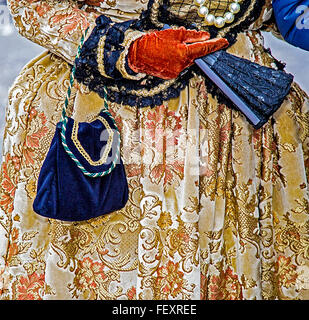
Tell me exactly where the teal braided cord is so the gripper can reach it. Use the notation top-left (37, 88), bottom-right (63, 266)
top-left (60, 27), bottom-right (121, 178)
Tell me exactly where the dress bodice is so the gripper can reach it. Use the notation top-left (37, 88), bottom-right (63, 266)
top-left (83, 0), bottom-right (273, 42)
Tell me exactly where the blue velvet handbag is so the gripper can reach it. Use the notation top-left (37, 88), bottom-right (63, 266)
top-left (33, 29), bottom-right (129, 221)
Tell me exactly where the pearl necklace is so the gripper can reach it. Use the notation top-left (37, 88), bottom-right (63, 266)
top-left (194, 0), bottom-right (241, 28)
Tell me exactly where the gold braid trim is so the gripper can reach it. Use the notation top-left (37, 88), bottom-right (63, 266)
top-left (108, 27), bottom-right (179, 97)
top-left (109, 77), bottom-right (178, 97)
top-left (218, 0), bottom-right (256, 37)
top-left (97, 35), bottom-right (113, 79)
top-left (116, 30), bottom-right (147, 80)
top-left (95, 23), bottom-right (177, 98)
top-left (71, 116), bottom-right (114, 166)
top-left (150, 0), bottom-right (165, 28)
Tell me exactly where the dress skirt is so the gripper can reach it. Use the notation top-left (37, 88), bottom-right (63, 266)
top-left (0, 30), bottom-right (308, 300)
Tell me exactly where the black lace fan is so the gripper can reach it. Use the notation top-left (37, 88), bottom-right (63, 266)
top-left (163, 22), bottom-right (294, 129)
top-left (197, 51), bottom-right (294, 129)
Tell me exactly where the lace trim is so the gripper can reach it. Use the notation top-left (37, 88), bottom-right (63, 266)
top-left (74, 12), bottom-right (196, 108)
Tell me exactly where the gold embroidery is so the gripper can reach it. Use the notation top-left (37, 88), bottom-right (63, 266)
top-left (97, 35), bottom-right (113, 79)
top-left (71, 115), bottom-right (114, 166)
top-left (116, 30), bottom-right (146, 80)
top-left (110, 77), bottom-right (178, 97)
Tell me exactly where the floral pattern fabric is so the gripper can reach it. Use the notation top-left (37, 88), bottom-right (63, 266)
top-left (0, 0), bottom-right (308, 300)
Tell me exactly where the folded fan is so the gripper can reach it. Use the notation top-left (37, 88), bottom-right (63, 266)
top-left (198, 50), bottom-right (294, 129)
top-left (162, 24), bottom-right (294, 129)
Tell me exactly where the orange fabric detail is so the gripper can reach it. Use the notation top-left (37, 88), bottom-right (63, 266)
top-left (84, 0), bottom-right (104, 6)
top-left (128, 27), bottom-right (229, 80)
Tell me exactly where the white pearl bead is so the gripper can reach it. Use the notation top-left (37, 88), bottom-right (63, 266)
top-left (224, 12), bottom-right (235, 23)
top-left (229, 2), bottom-right (240, 14)
top-left (214, 16), bottom-right (225, 28)
top-left (198, 6), bottom-right (209, 17)
top-left (204, 13), bottom-right (215, 25)
top-left (194, 0), bottom-right (205, 6)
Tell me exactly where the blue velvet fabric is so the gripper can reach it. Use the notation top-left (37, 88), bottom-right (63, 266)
top-left (33, 111), bottom-right (129, 222)
top-left (64, 112), bottom-right (121, 175)
top-left (273, 0), bottom-right (309, 51)
top-left (74, 1), bottom-right (291, 110)
top-left (74, 14), bottom-right (196, 108)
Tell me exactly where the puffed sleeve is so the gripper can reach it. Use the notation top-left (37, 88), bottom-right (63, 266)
top-left (74, 14), bottom-right (147, 82)
top-left (7, 0), bottom-right (201, 108)
top-left (7, 0), bottom-right (147, 79)
top-left (273, 0), bottom-right (309, 51)
top-left (7, 0), bottom-right (98, 64)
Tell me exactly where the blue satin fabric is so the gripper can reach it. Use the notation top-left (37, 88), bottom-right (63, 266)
top-left (273, 0), bottom-right (309, 51)
top-left (33, 111), bottom-right (129, 222)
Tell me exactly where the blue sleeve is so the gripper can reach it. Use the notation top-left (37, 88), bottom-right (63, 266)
top-left (273, 0), bottom-right (309, 51)
top-left (73, 14), bottom-right (196, 109)
top-left (75, 15), bottom-right (143, 81)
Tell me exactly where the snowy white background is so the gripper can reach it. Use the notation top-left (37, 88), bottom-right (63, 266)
top-left (0, 3), bottom-right (309, 158)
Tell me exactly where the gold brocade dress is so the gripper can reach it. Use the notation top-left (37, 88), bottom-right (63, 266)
top-left (0, 0), bottom-right (308, 300)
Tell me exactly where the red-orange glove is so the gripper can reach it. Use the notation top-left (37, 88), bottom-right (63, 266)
top-left (128, 27), bottom-right (229, 80)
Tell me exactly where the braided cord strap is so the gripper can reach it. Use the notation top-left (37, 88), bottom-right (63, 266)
top-left (60, 27), bottom-right (121, 178)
